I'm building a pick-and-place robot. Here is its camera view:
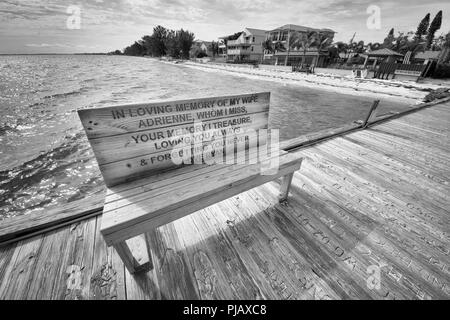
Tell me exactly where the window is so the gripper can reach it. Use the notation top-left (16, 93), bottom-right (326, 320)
top-left (251, 46), bottom-right (254, 51)
top-left (252, 36), bottom-right (255, 43)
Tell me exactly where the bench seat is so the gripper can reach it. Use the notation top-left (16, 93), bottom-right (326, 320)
top-left (100, 151), bottom-right (303, 273)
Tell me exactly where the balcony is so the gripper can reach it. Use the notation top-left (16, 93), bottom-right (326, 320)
top-left (227, 39), bottom-right (252, 47)
top-left (227, 48), bottom-right (251, 55)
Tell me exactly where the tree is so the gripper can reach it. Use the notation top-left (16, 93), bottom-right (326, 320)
top-left (177, 29), bottom-right (195, 59)
top-left (297, 31), bottom-right (318, 65)
top-left (144, 25), bottom-right (168, 57)
top-left (438, 32), bottom-right (450, 64)
top-left (164, 30), bottom-right (180, 58)
top-left (383, 28), bottom-right (395, 49)
top-left (262, 39), bottom-right (274, 54)
top-left (208, 41), bottom-right (219, 59)
top-left (273, 41), bottom-right (285, 52)
top-left (427, 11), bottom-right (443, 49)
top-left (415, 13), bottom-right (430, 41)
top-left (335, 41), bottom-right (348, 53)
top-left (123, 41), bottom-right (145, 56)
top-left (388, 28), bottom-right (395, 37)
top-left (367, 42), bottom-right (381, 51)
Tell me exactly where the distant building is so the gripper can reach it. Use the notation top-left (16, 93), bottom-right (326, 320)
top-left (263, 24), bottom-right (336, 67)
top-left (414, 50), bottom-right (441, 64)
top-left (190, 41), bottom-right (213, 58)
top-left (361, 48), bottom-right (404, 68)
top-left (219, 28), bottom-right (267, 62)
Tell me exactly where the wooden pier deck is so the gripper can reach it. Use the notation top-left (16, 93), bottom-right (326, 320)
top-left (0, 101), bottom-right (449, 300)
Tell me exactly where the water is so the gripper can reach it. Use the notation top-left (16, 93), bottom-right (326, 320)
top-left (0, 55), bottom-right (410, 219)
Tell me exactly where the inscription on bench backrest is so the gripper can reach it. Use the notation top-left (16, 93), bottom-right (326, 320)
top-left (78, 92), bottom-right (270, 187)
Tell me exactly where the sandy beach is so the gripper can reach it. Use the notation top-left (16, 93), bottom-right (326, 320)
top-left (175, 60), bottom-right (447, 105)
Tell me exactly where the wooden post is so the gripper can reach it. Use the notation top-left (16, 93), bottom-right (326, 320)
top-left (278, 159), bottom-right (302, 202)
top-left (363, 100), bottom-right (380, 128)
top-left (113, 238), bottom-right (153, 274)
top-left (113, 241), bottom-right (139, 274)
top-left (278, 172), bottom-right (295, 202)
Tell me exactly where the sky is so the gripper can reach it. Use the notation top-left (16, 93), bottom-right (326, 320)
top-left (0, 0), bottom-right (449, 54)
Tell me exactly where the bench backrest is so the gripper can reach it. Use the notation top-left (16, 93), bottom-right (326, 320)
top-left (78, 92), bottom-right (270, 187)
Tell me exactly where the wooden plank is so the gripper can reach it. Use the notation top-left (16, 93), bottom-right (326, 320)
top-left (104, 145), bottom-right (277, 203)
top-left (90, 216), bottom-right (127, 300)
top-left (104, 147), bottom-right (279, 212)
top-left (0, 236), bottom-right (44, 299)
top-left (90, 113), bottom-right (269, 165)
top-left (101, 153), bottom-right (302, 245)
top-left (25, 226), bottom-right (72, 299)
top-left (295, 153), bottom-right (449, 298)
top-left (211, 188), bottom-right (343, 299)
top-left (145, 226), bottom-right (200, 299)
top-left (55, 218), bottom-right (97, 300)
top-left (78, 92), bottom-right (270, 138)
top-left (0, 194), bottom-right (104, 245)
top-left (173, 212), bottom-right (267, 299)
top-left (0, 243), bottom-right (16, 287)
top-left (78, 92), bottom-right (270, 187)
top-left (102, 161), bottom-right (301, 247)
top-left (97, 112), bottom-right (269, 187)
top-left (280, 122), bottom-right (361, 151)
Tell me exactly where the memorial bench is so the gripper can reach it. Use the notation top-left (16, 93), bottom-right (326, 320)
top-left (78, 92), bottom-right (303, 273)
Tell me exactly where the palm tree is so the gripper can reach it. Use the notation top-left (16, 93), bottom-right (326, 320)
top-left (297, 31), bottom-right (317, 66)
top-left (273, 41), bottom-right (286, 52)
top-left (437, 32), bottom-right (450, 64)
top-left (262, 39), bottom-right (274, 54)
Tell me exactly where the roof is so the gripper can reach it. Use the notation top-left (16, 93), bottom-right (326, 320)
top-left (366, 48), bottom-right (403, 57)
top-left (268, 24), bottom-right (336, 34)
top-left (415, 50), bottom-right (441, 60)
top-left (244, 28), bottom-right (267, 36)
top-left (194, 40), bottom-right (211, 45)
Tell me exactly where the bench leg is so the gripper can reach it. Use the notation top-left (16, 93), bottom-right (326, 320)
top-left (278, 172), bottom-right (295, 202)
top-left (113, 240), bottom-right (152, 274)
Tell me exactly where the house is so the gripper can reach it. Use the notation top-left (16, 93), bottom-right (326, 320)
top-left (361, 48), bottom-right (404, 68)
top-left (263, 24), bottom-right (336, 67)
top-left (218, 40), bottom-right (227, 58)
top-left (190, 40), bottom-right (212, 58)
top-left (219, 28), bottom-right (267, 62)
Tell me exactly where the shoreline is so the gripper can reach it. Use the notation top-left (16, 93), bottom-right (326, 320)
top-left (156, 58), bottom-right (447, 105)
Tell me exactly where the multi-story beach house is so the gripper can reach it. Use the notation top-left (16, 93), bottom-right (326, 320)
top-left (263, 24), bottom-right (336, 67)
top-left (219, 28), bottom-right (267, 62)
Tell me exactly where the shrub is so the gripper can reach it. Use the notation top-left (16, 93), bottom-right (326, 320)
top-left (432, 63), bottom-right (450, 79)
top-left (196, 51), bottom-right (208, 58)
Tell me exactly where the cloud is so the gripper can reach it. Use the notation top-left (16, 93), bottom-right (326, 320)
top-left (1, 0), bottom-right (449, 53)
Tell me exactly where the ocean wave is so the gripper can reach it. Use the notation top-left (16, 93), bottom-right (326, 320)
top-left (0, 125), bottom-right (18, 136)
top-left (0, 132), bottom-right (87, 196)
top-left (43, 89), bottom-right (82, 100)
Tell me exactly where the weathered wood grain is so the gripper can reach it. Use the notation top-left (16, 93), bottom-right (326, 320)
top-left (0, 195), bottom-right (104, 245)
top-left (78, 92), bottom-right (270, 139)
top-left (90, 114), bottom-right (269, 164)
top-left (101, 153), bottom-right (301, 245)
top-left (0, 100), bottom-right (449, 300)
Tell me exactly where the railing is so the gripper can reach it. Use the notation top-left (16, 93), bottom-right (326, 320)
top-left (374, 63), bottom-right (427, 80)
top-left (227, 39), bottom-right (252, 46)
top-left (227, 49), bottom-right (251, 55)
